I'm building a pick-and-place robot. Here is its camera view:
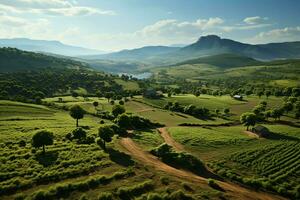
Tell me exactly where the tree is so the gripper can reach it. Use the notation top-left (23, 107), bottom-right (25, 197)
top-left (98, 126), bottom-right (114, 150)
top-left (115, 114), bottom-right (132, 129)
top-left (112, 105), bottom-right (125, 117)
top-left (32, 130), bottom-right (54, 153)
top-left (105, 92), bottom-right (114, 102)
top-left (119, 100), bottom-right (124, 105)
top-left (224, 108), bottom-right (230, 116)
top-left (257, 91), bottom-right (264, 98)
top-left (282, 102), bottom-right (293, 114)
top-left (265, 91), bottom-right (271, 99)
top-left (194, 91), bottom-right (200, 97)
top-left (240, 112), bottom-right (257, 131)
top-left (93, 101), bottom-right (99, 113)
top-left (72, 128), bottom-right (87, 140)
top-left (271, 108), bottom-right (283, 121)
top-left (70, 105), bottom-right (85, 127)
top-left (72, 91), bottom-right (79, 98)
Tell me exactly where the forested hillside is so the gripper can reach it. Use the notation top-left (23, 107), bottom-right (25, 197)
top-left (0, 47), bottom-right (90, 72)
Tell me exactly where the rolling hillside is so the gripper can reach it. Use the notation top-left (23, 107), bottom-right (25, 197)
top-left (80, 35), bottom-right (300, 69)
top-left (0, 47), bottom-right (90, 72)
top-left (0, 38), bottom-right (103, 56)
top-left (172, 53), bottom-right (262, 68)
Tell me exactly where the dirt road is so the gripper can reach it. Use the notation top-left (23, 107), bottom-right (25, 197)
top-left (157, 127), bottom-right (184, 151)
top-left (119, 136), bottom-right (285, 200)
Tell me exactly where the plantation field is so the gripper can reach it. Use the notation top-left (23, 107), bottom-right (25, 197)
top-left (140, 94), bottom-right (284, 119)
top-left (0, 100), bottom-right (227, 200)
top-left (167, 124), bottom-right (300, 199)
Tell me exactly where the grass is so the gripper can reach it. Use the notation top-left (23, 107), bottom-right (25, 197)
top-left (132, 130), bottom-right (163, 150)
top-left (115, 79), bottom-right (140, 91)
top-left (141, 94), bottom-right (284, 119)
top-left (0, 100), bottom-right (221, 200)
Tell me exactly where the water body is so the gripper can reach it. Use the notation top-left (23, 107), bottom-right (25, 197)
top-left (119, 72), bottom-right (152, 79)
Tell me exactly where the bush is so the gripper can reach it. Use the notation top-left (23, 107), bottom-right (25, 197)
top-left (72, 128), bottom-right (87, 140)
top-left (151, 144), bottom-right (206, 175)
top-left (167, 190), bottom-right (195, 200)
top-left (98, 192), bottom-right (113, 200)
top-left (117, 180), bottom-right (154, 199)
top-left (160, 176), bottom-right (170, 185)
top-left (18, 140), bottom-right (26, 147)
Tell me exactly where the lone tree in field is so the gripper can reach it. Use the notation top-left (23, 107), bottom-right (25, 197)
top-left (32, 130), bottom-right (54, 153)
top-left (70, 105), bottom-right (85, 127)
top-left (112, 105), bottom-right (125, 117)
top-left (98, 126), bottom-right (114, 150)
top-left (240, 112), bottom-right (257, 131)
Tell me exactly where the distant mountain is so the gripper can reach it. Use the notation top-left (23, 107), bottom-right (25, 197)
top-left (173, 53), bottom-right (262, 68)
top-left (0, 47), bottom-right (90, 72)
top-left (0, 38), bottom-right (103, 56)
top-left (176, 35), bottom-right (300, 60)
top-left (83, 35), bottom-right (300, 68)
top-left (81, 46), bottom-right (180, 61)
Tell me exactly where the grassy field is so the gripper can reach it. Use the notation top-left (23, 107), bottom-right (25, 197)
top-left (140, 94), bottom-right (284, 119)
top-left (167, 124), bottom-right (300, 198)
top-left (0, 100), bottom-right (225, 200)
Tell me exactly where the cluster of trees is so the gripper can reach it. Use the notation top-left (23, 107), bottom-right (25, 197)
top-left (0, 69), bottom-right (141, 103)
top-left (164, 101), bottom-right (210, 119)
top-left (240, 97), bottom-right (300, 130)
top-left (151, 143), bottom-right (205, 176)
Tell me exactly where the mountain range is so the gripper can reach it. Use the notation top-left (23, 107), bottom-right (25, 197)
top-left (0, 47), bottom-right (89, 72)
top-left (0, 38), bottom-right (104, 57)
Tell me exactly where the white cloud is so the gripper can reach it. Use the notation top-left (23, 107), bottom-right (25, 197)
top-left (244, 16), bottom-right (268, 25)
top-left (250, 27), bottom-right (300, 43)
top-left (137, 17), bottom-right (224, 40)
top-left (0, 0), bottom-right (116, 16)
top-left (0, 12), bottom-right (28, 26)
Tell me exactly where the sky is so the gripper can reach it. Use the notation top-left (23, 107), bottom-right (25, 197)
top-left (0, 0), bottom-right (300, 51)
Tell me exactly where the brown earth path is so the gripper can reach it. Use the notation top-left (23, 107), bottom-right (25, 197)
top-left (119, 130), bottom-right (286, 200)
top-left (244, 130), bottom-right (260, 138)
top-left (157, 127), bottom-right (184, 151)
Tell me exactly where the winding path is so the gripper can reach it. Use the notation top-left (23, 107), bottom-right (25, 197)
top-left (119, 129), bottom-right (285, 200)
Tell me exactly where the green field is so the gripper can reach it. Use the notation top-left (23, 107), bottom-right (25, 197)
top-left (0, 100), bottom-right (223, 200)
top-left (140, 94), bottom-right (284, 119)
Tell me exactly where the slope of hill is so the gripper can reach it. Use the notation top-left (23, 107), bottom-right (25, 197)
top-left (81, 46), bottom-right (180, 61)
top-left (83, 35), bottom-right (300, 69)
top-left (0, 47), bottom-right (90, 72)
top-left (0, 38), bottom-right (103, 56)
top-left (173, 53), bottom-right (262, 68)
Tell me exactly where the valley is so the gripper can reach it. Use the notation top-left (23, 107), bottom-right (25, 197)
top-left (0, 4), bottom-right (300, 199)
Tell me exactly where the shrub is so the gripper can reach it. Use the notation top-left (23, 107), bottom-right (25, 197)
top-left (117, 180), bottom-right (153, 199)
top-left (98, 192), bottom-right (113, 200)
top-left (167, 190), bottom-right (195, 200)
top-left (160, 176), bottom-right (169, 185)
top-left (72, 128), bottom-right (87, 140)
top-left (151, 143), bottom-right (206, 175)
top-left (18, 140), bottom-right (26, 147)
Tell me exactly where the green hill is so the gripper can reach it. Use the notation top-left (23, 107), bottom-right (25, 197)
top-left (0, 47), bottom-right (90, 72)
top-left (173, 53), bottom-right (262, 68)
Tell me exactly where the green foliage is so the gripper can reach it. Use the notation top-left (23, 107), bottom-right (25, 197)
top-left (115, 114), bottom-right (162, 129)
top-left (151, 143), bottom-right (205, 175)
top-left (111, 105), bottom-right (125, 117)
top-left (240, 112), bottom-right (257, 130)
top-left (69, 105), bottom-right (85, 127)
top-left (32, 130), bottom-right (54, 153)
top-left (117, 180), bottom-right (154, 199)
top-left (98, 192), bottom-right (113, 200)
top-left (98, 126), bottom-right (114, 149)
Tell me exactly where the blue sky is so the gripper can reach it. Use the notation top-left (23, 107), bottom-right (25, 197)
top-left (0, 0), bottom-right (299, 51)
